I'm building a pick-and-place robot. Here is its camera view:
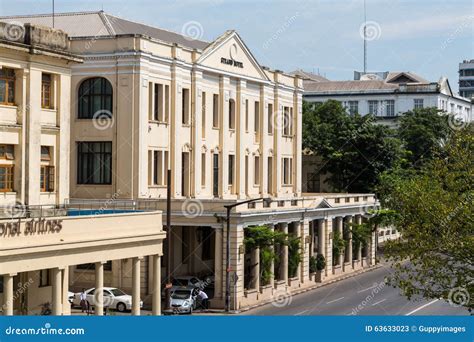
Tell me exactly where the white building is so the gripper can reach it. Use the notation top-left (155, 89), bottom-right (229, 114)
top-left (298, 70), bottom-right (472, 124)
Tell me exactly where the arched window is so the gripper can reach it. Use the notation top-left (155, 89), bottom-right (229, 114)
top-left (78, 77), bottom-right (113, 119)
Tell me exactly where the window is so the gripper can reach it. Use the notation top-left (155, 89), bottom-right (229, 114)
top-left (254, 156), bottom-right (260, 185)
top-left (212, 94), bottom-right (219, 128)
top-left (245, 99), bottom-right (249, 132)
top-left (149, 150), bottom-right (168, 186)
top-left (0, 145), bottom-right (14, 160)
top-left (182, 88), bottom-right (190, 125)
top-left (77, 142), bottom-right (112, 184)
top-left (201, 153), bottom-right (206, 187)
top-left (41, 146), bottom-right (51, 161)
top-left (267, 103), bottom-right (273, 134)
top-left (151, 83), bottom-right (167, 122)
top-left (254, 101), bottom-right (260, 142)
top-left (385, 100), bottom-right (395, 116)
top-left (348, 101), bottom-right (358, 115)
top-left (368, 100), bottom-right (379, 116)
top-left (229, 99), bottom-right (236, 129)
top-left (39, 269), bottom-right (50, 287)
top-left (40, 166), bottom-right (55, 192)
top-left (0, 68), bottom-right (15, 105)
top-left (213, 154), bottom-right (219, 197)
top-left (228, 154), bottom-right (235, 186)
top-left (0, 165), bottom-right (14, 192)
top-left (201, 92), bottom-right (206, 138)
top-left (78, 77), bottom-right (113, 119)
top-left (283, 106), bottom-right (293, 136)
top-left (282, 157), bottom-right (293, 185)
top-left (41, 74), bottom-right (52, 109)
top-left (414, 99), bottom-right (424, 109)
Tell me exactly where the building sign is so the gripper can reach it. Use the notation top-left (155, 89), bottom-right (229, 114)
top-left (220, 43), bottom-right (243, 68)
top-left (0, 218), bottom-right (63, 237)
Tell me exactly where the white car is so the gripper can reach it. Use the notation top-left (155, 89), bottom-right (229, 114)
top-left (73, 287), bottom-right (143, 312)
top-left (68, 291), bottom-right (75, 305)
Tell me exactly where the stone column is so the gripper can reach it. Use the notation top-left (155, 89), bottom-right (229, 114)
top-left (356, 215), bottom-right (362, 262)
top-left (345, 216), bottom-right (353, 270)
top-left (152, 255), bottom-right (161, 315)
top-left (214, 228), bottom-right (223, 299)
top-left (279, 222), bottom-right (289, 284)
top-left (325, 218), bottom-right (333, 277)
top-left (61, 267), bottom-right (70, 315)
top-left (3, 273), bottom-right (15, 316)
top-left (251, 247), bottom-right (260, 289)
top-left (95, 262), bottom-right (104, 316)
top-left (301, 220), bottom-right (310, 283)
top-left (236, 79), bottom-right (246, 199)
top-left (132, 257), bottom-right (142, 315)
top-left (336, 217), bottom-right (344, 266)
top-left (370, 230), bottom-right (377, 265)
top-left (317, 219), bottom-right (325, 256)
top-left (52, 268), bottom-right (62, 316)
top-left (269, 224), bottom-right (275, 288)
top-left (294, 221), bottom-right (302, 281)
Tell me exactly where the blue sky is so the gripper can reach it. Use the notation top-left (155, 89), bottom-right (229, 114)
top-left (1, 0), bottom-right (472, 92)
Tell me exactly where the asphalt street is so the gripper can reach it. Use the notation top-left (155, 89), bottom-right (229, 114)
top-left (241, 263), bottom-right (470, 316)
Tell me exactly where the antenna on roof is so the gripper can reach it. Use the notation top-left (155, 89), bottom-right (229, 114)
top-left (52, 0), bottom-right (55, 28)
top-left (363, 0), bottom-right (367, 74)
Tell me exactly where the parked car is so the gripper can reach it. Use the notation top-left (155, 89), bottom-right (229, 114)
top-left (172, 276), bottom-right (205, 290)
top-left (166, 287), bottom-right (197, 314)
top-left (73, 287), bottom-right (143, 312)
top-left (68, 291), bottom-right (75, 305)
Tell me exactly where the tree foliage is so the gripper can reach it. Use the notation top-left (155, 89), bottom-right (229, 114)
top-left (303, 100), bottom-right (404, 193)
top-left (381, 126), bottom-right (474, 310)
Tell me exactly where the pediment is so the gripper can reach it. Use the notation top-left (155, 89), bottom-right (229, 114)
top-left (196, 31), bottom-right (269, 81)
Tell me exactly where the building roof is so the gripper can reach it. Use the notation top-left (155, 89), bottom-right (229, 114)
top-left (290, 69), bottom-right (329, 82)
top-left (0, 11), bottom-right (210, 50)
top-left (304, 79), bottom-right (399, 93)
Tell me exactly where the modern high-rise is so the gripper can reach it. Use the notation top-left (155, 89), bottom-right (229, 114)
top-left (459, 59), bottom-right (474, 100)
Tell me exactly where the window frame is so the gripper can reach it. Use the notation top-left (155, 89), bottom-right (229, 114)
top-left (41, 73), bottom-right (53, 109)
top-left (40, 165), bottom-right (55, 192)
top-left (0, 144), bottom-right (14, 160)
top-left (77, 142), bottom-right (112, 185)
top-left (78, 77), bottom-right (113, 119)
top-left (0, 68), bottom-right (15, 106)
top-left (0, 165), bottom-right (14, 192)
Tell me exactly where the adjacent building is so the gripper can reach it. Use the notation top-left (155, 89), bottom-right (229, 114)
top-left (0, 22), bottom-right (165, 316)
top-left (301, 70), bottom-right (472, 124)
top-left (459, 59), bottom-right (474, 100)
top-left (2, 11), bottom-right (379, 312)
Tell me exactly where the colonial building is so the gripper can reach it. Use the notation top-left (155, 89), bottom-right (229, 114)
top-left (0, 22), bottom-right (165, 316)
top-left (300, 70), bottom-right (472, 125)
top-left (4, 11), bottom-right (379, 311)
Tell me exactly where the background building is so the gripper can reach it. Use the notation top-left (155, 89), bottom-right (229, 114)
top-left (459, 59), bottom-right (474, 100)
top-left (300, 70), bottom-right (472, 125)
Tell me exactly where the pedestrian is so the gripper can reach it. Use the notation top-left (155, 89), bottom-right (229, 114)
top-left (197, 289), bottom-right (209, 310)
top-left (79, 289), bottom-right (88, 314)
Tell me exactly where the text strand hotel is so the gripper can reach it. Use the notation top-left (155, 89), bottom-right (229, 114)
top-left (2, 11), bottom-right (378, 312)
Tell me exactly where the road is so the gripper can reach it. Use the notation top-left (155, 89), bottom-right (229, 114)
top-left (241, 264), bottom-right (469, 316)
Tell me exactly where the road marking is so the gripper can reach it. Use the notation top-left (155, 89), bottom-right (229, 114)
top-left (371, 298), bottom-right (387, 306)
top-left (294, 309), bottom-right (308, 316)
top-left (326, 297), bottom-right (344, 304)
top-left (405, 299), bottom-right (439, 316)
top-left (357, 285), bottom-right (379, 293)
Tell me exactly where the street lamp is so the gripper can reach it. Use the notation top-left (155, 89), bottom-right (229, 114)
top-left (224, 197), bottom-right (272, 312)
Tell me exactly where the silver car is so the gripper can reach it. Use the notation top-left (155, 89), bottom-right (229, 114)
top-left (168, 287), bottom-right (197, 314)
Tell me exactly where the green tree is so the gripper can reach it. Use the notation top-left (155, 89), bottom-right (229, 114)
top-left (381, 126), bottom-right (474, 310)
top-left (303, 100), bottom-right (404, 193)
top-left (397, 108), bottom-right (452, 167)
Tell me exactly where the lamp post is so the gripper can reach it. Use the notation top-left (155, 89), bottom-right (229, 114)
top-left (224, 197), bottom-right (272, 312)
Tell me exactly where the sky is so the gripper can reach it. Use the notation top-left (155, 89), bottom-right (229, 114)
top-left (1, 0), bottom-right (473, 93)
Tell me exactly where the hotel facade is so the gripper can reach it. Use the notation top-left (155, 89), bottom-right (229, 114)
top-left (2, 11), bottom-right (379, 313)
